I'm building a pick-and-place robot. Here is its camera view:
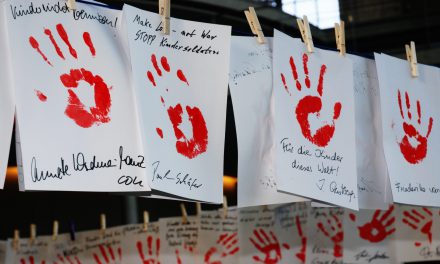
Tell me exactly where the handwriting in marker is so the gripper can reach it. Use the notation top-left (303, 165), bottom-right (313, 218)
top-left (316, 179), bottom-right (325, 190)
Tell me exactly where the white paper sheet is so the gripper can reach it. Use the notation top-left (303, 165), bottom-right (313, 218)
top-left (273, 30), bottom-right (358, 209)
top-left (120, 223), bottom-right (161, 264)
top-left (47, 233), bottom-right (85, 264)
top-left (375, 53), bottom-right (440, 206)
top-left (9, 236), bottom-right (50, 264)
top-left (0, 0), bottom-right (15, 189)
top-left (6, 0), bottom-right (149, 192)
top-left (159, 216), bottom-right (199, 264)
top-left (306, 207), bottom-right (344, 263)
top-left (229, 36), bottom-right (307, 207)
top-left (343, 206), bottom-right (395, 264)
top-left (123, 4), bottom-right (231, 203)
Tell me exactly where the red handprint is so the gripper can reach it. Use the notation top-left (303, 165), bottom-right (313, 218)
top-left (317, 213), bottom-right (343, 258)
top-left (280, 54), bottom-right (341, 147)
top-left (349, 205), bottom-right (395, 243)
top-left (20, 256), bottom-right (45, 264)
top-left (295, 216), bottom-right (307, 263)
top-left (175, 243), bottom-right (195, 264)
top-left (137, 235), bottom-right (161, 264)
top-left (146, 54), bottom-right (208, 159)
top-left (93, 244), bottom-right (122, 264)
top-left (249, 228), bottom-right (290, 264)
top-left (397, 90), bottom-right (434, 164)
top-left (29, 24), bottom-right (111, 128)
top-left (204, 233), bottom-right (239, 264)
top-left (402, 207), bottom-right (434, 247)
top-left (53, 254), bottom-right (82, 264)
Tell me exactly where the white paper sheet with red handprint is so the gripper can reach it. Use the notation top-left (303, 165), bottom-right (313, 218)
top-left (273, 30), bottom-right (358, 210)
top-left (123, 4), bottom-right (231, 203)
top-left (12, 237), bottom-right (51, 264)
top-left (343, 206), bottom-right (395, 264)
top-left (375, 53), bottom-right (440, 207)
top-left (46, 233), bottom-right (85, 264)
top-left (6, 0), bottom-right (149, 192)
top-left (120, 222), bottom-right (162, 264)
top-left (394, 205), bottom-right (440, 262)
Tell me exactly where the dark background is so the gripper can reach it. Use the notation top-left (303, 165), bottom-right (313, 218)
top-left (1, 2), bottom-right (440, 259)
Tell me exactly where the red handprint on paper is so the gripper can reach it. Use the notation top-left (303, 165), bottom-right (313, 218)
top-left (175, 243), bottom-right (196, 264)
top-left (93, 244), bottom-right (122, 264)
top-left (295, 216), bottom-right (307, 263)
top-left (349, 205), bottom-right (395, 243)
top-left (402, 207), bottom-right (434, 247)
top-left (29, 24), bottom-right (111, 128)
top-left (204, 233), bottom-right (239, 264)
top-left (20, 256), bottom-right (46, 264)
top-left (249, 228), bottom-right (290, 264)
top-left (53, 254), bottom-right (82, 264)
top-left (146, 54), bottom-right (208, 159)
top-left (280, 54), bottom-right (341, 147)
top-left (317, 213), bottom-right (343, 258)
top-left (396, 90), bottom-right (434, 164)
top-left (137, 235), bottom-right (161, 264)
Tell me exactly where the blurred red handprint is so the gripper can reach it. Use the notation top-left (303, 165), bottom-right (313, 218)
top-left (137, 235), bottom-right (161, 264)
top-left (93, 244), bottom-right (122, 264)
top-left (317, 213), bottom-right (343, 258)
top-left (349, 205), bottom-right (395, 243)
top-left (402, 207), bottom-right (434, 247)
top-left (20, 256), bottom-right (45, 264)
top-left (53, 254), bottom-right (82, 264)
top-left (249, 228), bottom-right (290, 264)
top-left (204, 233), bottom-right (239, 264)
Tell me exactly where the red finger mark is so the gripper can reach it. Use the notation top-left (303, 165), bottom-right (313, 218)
top-left (56, 24), bottom-right (77, 59)
top-left (98, 245), bottom-right (109, 263)
top-left (93, 254), bottom-right (102, 264)
top-left (204, 247), bottom-right (217, 262)
top-left (372, 209), bottom-right (381, 221)
top-left (20, 259), bottom-right (25, 264)
top-left (147, 71), bottom-right (156, 87)
top-left (217, 233), bottom-right (228, 244)
top-left (317, 222), bottom-right (330, 237)
top-left (222, 233), bottom-right (237, 246)
top-left (332, 214), bottom-right (342, 227)
top-left (147, 236), bottom-right (153, 255)
top-left (379, 205), bottom-right (395, 222)
top-left (177, 70), bottom-right (189, 86)
top-left (259, 229), bottom-right (271, 244)
top-left (403, 211), bottom-right (420, 223)
top-left (317, 64), bottom-right (327, 97)
top-left (175, 249), bottom-right (182, 264)
top-left (35, 90), bottom-right (47, 102)
top-left (296, 216), bottom-right (304, 237)
top-left (427, 118), bottom-right (433, 138)
top-left (249, 237), bottom-right (263, 252)
top-left (156, 128), bottom-right (164, 138)
top-left (151, 54), bottom-right (162, 76)
top-left (402, 218), bottom-right (417, 229)
top-left (29, 37), bottom-right (52, 66)
top-left (137, 241), bottom-right (146, 260)
top-left (282, 243), bottom-right (291, 250)
top-left (334, 102), bottom-right (342, 119)
top-left (57, 255), bottom-right (64, 262)
top-left (252, 256), bottom-right (262, 262)
top-left (349, 213), bottom-right (356, 222)
top-left (384, 217), bottom-right (395, 227)
top-left (415, 241), bottom-right (422, 247)
top-left (44, 28), bottom-right (64, 59)
top-left (280, 73), bottom-right (291, 95)
top-left (405, 92), bottom-right (412, 119)
top-left (421, 221), bottom-right (433, 243)
top-left (117, 247), bottom-right (122, 261)
top-left (108, 246), bottom-right (115, 261)
top-left (160, 96), bottom-right (165, 106)
top-left (156, 238), bottom-right (160, 257)
top-left (83, 32), bottom-right (96, 56)
top-left (229, 246), bottom-right (239, 256)
top-left (302, 53), bottom-right (311, 88)
top-left (289, 56), bottom-right (301, 90)
top-left (412, 209), bottom-right (425, 219)
top-left (161, 56), bottom-right (170, 72)
top-left (226, 239), bottom-right (238, 249)
top-left (423, 208), bottom-right (433, 216)
top-left (417, 100), bottom-right (421, 124)
top-left (398, 90), bottom-right (404, 119)
top-left (29, 256), bottom-right (35, 264)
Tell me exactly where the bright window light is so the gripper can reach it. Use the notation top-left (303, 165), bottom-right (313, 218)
top-left (282, 0), bottom-right (340, 29)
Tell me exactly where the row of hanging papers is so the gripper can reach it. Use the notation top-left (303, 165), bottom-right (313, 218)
top-left (0, 0), bottom-right (439, 209)
top-left (2, 203), bottom-right (440, 263)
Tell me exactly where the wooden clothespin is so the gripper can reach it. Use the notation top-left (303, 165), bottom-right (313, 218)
top-left (297, 15), bottom-right (314, 53)
top-left (196, 202), bottom-right (202, 217)
top-left (405, 41), bottom-right (418, 77)
top-left (334, 21), bottom-right (346, 56)
top-left (222, 196), bottom-right (228, 219)
top-left (180, 203), bottom-right (188, 224)
top-left (244, 7), bottom-right (266, 44)
top-left (66, 0), bottom-right (76, 11)
top-left (52, 220), bottom-right (59, 241)
top-left (143, 211), bottom-right (150, 232)
top-left (29, 224), bottom-right (36, 245)
top-left (99, 214), bottom-right (106, 237)
top-left (12, 229), bottom-right (19, 250)
top-left (159, 0), bottom-right (170, 35)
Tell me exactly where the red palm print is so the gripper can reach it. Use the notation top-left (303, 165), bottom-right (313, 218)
top-left (249, 228), bottom-right (290, 264)
top-left (204, 233), bottom-right (239, 264)
top-left (53, 254), bottom-right (82, 264)
top-left (29, 24), bottom-right (111, 128)
top-left (146, 54), bottom-right (208, 159)
top-left (295, 216), bottom-right (307, 263)
top-left (137, 235), bottom-right (161, 264)
top-left (349, 205), bottom-right (395, 243)
top-left (175, 243), bottom-right (195, 264)
top-left (317, 213), bottom-right (343, 258)
top-left (20, 256), bottom-right (45, 264)
top-left (93, 244), bottom-right (122, 264)
top-left (402, 207), bottom-right (435, 247)
top-left (280, 53), bottom-right (342, 147)
top-left (396, 90), bottom-right (434, 164)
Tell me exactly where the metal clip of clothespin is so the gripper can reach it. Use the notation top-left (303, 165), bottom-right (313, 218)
top-left (67, 0), bottom-right (76, 11)
top-left (143, 211), bottom-right (150, 232)
top-left (334, 21), bottom-right (346, 56)
top-left (405, 41), bottom-right (418, 78)
top-left (222, 196), bottom-right (228, 219)
top-left (13, 230), bottom-right (19, 250)
top-left (100, 214), bottom-right (106, 238)
top-left (244, 7), bottom-right (266, 44)
top-left (159, 0), bottom-right (170, 35)
top-left (52, 220), bottom-right (59, 241)
top-left (297, 15), bottom-right (314, 53)
top-left (29, 224), bottom-right (36, 245)
top-left (180, 203), bottom-right (188, 224)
